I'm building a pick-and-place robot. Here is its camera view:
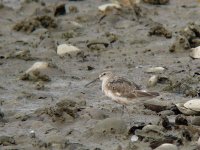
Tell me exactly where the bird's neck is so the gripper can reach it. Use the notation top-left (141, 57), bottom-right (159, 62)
top-left (102, 78), bottom-right (109, 92)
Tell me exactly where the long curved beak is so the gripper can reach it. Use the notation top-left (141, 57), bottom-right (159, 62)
top-left (85, 77), bottom-right (99, 87)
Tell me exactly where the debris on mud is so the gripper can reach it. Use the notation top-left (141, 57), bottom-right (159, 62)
top-left (13, 15), bottom-right (57, 33)
top-left (149, 23), bottom-right (172, 38)
top-left (38, 98), bottom-right (86, 122)
top-left (170, 22), bottom-right (200, 52)
top-left (20, 62), bottom-right (51, 82)
top-left (0, 136), bottom-right (15, 146)
top-left (163, 76), bottom-right (200, 97)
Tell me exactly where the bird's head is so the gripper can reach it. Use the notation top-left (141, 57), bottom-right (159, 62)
top-left (99, 71), bottom-right (113, 81)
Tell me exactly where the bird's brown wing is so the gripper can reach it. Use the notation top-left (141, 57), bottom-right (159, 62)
top-left (106, 76), bottom-right (141, 99)
top-left (106, 76), bottom-right (159, 99)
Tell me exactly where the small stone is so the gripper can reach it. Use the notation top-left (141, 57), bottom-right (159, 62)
top-left (159, 110), bottom-right (174, 116)
top-left (154, 143), bottom-right (178, 150)
top-left (190, 46), bottom-right (200, 59)
top-left (30, 130), bottom-right (36, 138)
top-left (175, 114), bottom-right (188, 125)
top-left (145, 67), bottom-right (165, 73)
top-left (26, 62), bottom-right (49, 74)
top-left (144, 99), bottom-right (172, 113)
top-left (57, 44), bottom-right (81, 57)
top-left (131, 135), bottom-right (139, 142)
top-left (147, 75), bottom-right (159, 87)
top-left (98, 3), bottom-right (121, 12)
top-left (54, 4), bottom-right (66, 16)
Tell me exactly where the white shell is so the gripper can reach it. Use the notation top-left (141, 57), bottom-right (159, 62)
top-left (190, 46), bottom-right (200, 59)
top-left (57, 44), bottom-right (81, 56)
top-left (26, 62), bottom-right (48, 74)
top-left (98, 3), bottom-right (121, 12)
top-left (175, 103), bottom-right (199, 115)
top-left (131, 135), bottom-right (138, 142)
top-left (184, 99), bottom-right (200, 112)
top-left (145, 67), bottom-right (165, 73)
top-left (147, 75), bottom-right (158, 87)
top-left (155, 143), bottom-right (178, 150)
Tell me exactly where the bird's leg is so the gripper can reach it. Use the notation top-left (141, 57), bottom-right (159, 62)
top-left (122, 104), bottom-right (131, 127)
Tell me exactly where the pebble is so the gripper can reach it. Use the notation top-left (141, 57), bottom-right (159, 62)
top-left (190, 46), bottom-right (200, 58)
top-left (145, 67), bottom-right (165, 73)
top-left (131, 135), bottom-right (139, 142)
top-left (147, 75), bottom-right (159, 87)
top-left (26, 62), bottom-right (49, 74)
top-left (144, 99), bottom-right (172, 113)
top-left (29, 130), bottom-right (36, 138)
top-left (98, 3), bottom-right (121, 12)
top-left (57, 44), bottom-right (81, 57)
top-left (175, 114), bottom-right (188, 125)
top-left (154, 143), bottom-right (178, 150)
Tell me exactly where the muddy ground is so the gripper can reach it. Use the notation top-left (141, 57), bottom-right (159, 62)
top-left (0, 0), bottom-right (200, 149)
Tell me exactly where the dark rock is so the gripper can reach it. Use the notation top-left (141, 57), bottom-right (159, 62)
top-left (54, 4), bottom-right (66, 16)
top-left (159, 115), bottom-right (172, 130)
top-left (144, 99), bottom-right (172, 113)
top-left (182, 129), bottom-right (192, 141)
top-left (87, 66), bottom-right (95, 71)
top-left (128, 123), bottom-right (146, 135)
top-left (175, 115), bottom-right (188, 125)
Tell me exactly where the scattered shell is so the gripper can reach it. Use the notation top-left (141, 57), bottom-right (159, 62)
top-left (147, 75), bottom-right (159, 87)
top-left (175, 103), bottom-right (199, 115)
top-left (155, 143), bottom-right (178, 150)
top-left (57, 44), bottom-right (81, 57)
top-left (145, 67), bottom-right (165, 73)
top-left (98, 3), bottom-right (121, 12)
top-left (190, 46), bottom-right (200, 59)
top-left (131, 135), bottom-right (139, 142)
top-left (29, 130), bottom-right (36, 138)
top-left (26, 62), bottom-right (49, 74)
top-left (184, 99), bottom-right (200, 112)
